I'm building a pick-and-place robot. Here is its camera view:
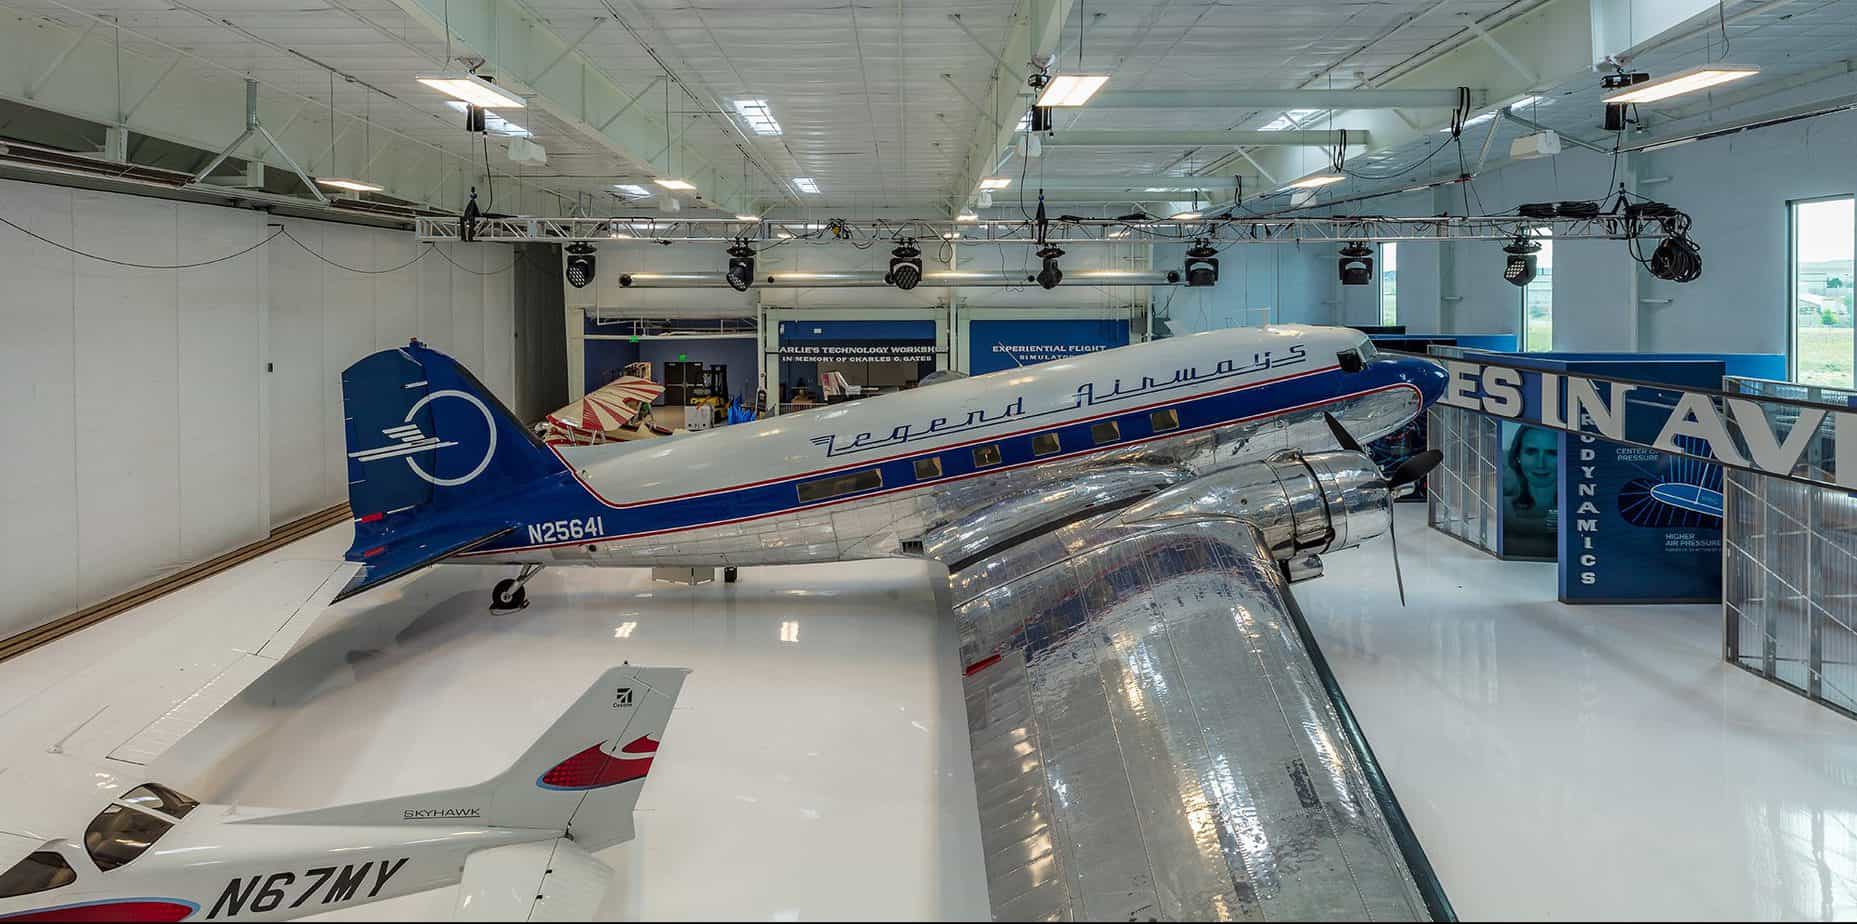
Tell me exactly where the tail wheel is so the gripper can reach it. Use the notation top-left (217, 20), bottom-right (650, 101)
top-left (492, 578), bottom-right (528, 610)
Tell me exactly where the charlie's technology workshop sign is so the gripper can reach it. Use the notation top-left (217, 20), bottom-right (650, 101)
top-left (775, 341), bottom-right (938, 362)
top-left (1436, 359), bottom-right (1857, 489)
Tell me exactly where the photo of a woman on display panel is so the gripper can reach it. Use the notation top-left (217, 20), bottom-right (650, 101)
top-left (1502, 423), bottom-right (1560, 560)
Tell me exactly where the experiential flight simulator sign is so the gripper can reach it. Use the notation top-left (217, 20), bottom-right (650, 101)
top-left (1434, 358), bottom-right (1857, 490)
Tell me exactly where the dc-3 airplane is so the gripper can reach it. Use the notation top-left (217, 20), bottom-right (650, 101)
top-left (0, 662), bottom-right (686, 922)
top-left (334, 323), bottom-right (1450, 609)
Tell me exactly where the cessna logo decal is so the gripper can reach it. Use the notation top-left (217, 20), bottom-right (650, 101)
top-left (207, 857), bottom-right (409, 918)
top-left (401, 807), bottom-right (481, 820)
top-left (347, 389), bottom-right (497, 486)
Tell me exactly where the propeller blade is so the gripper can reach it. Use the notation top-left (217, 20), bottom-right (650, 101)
top-left (1387, 449), bottom-right (1443, 488)
top-left (1323, 412), bottom-right (1363, 453)
top-left (1389, 500), bottom-right (1407, 607)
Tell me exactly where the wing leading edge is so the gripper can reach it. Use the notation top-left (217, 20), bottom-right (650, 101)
top-left (952, 517), bottom-right (1453, 922)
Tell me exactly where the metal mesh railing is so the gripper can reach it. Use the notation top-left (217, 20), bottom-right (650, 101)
top-left (1723, 377), bottom-right (1857, 718)
top-left (1427, 404), bottom-right (1501, 554)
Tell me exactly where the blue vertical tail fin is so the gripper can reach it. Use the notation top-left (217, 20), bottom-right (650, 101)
top-left (335, 340), bottom-right (566, 601)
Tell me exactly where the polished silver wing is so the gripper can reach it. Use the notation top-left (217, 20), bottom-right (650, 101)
top-left (950, 514), bottom-right (1453, 922)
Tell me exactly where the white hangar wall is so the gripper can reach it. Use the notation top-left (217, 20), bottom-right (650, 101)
top-left (0, 177), bottom-right (518, 638)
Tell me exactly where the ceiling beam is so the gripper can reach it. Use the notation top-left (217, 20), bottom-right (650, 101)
top-left (1021, 175), bottom-right (1251, 190)
top-left (1089, 89), bottom-right (1479, 109)
top-left (1043, 130), bottom-right (1363, 147)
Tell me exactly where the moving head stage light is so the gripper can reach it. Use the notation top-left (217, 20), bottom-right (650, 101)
top-left (887, 239), bottom-right (923, 290)
top-left (1502, 237), bottom-right (1541, 287)
top-left (1338, 242), bottom-right (1374, 286)
top-left (1034, 245), bottom-right (1065, 290)
top-left (725, 240), bottom-right (756, 292)
top-left (1184, 240), bottom-right (1219, 287)
top-left (564, 242), bottom-right (596, 288)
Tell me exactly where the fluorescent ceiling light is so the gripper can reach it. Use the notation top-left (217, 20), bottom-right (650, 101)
top-left (1640, 137), bottom-right (1697, 153)
top-left (941, 231), bottom-right (960, 240)
top-left (654, 178), bottom-right (695, 191)
top-left (792, 177), bottom-right (821, 194)
top-left (417, 73), bottom-right (525, 109)
top-left (730, 98), bottom-right (782, 136)
top-left (613, 184), bottom-right (651, 197)
top-left (1284, 173), bottom-right (1344, 190)
top-left (1170, 210), bottom-right (1202, 221)
top-left (1037, 74), bottom-right (1110, 107)
top-left (316, 177), bottom-right (384, 193)
top-left (1261, 108), bottom-right (1324, 131)
top-left (735, 214), bottom-right (761, 222)
top-left (956, 210), bottom-right (979, 222)
top-left (979, 176), bottom-right (1012, 190)
top-left (444, 101), bottom-right (530, 137)
top-left (1604, 65), bottom-right (1759, 104)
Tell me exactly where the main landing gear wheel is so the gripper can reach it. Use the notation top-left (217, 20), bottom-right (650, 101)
top-left (724, 567), bottom-right (739, 584)
top-left (491, 579), bottom-right (527, 610)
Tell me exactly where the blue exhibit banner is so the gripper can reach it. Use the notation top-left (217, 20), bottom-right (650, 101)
top-left (1559, 432), bottom-right (1722, 603)
top-left (968, 318), bottom-right (1130, 374)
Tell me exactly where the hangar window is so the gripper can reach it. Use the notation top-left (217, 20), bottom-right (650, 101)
top-left (1791, 196), bottom-right (1856, 387)
top-left (1150, 409), bottom-right (1180, 432)
top-left (1032, 433), bottom-right (1062, 456)
top-left (973, 444), bottom-right (1002, 467)
top-left (1091, 421), bottom-right (1121, 445)
top-left (0, 851), bottom-right (75, 898)
top-left (796, 469), bottom-right (882, 503)
top-left (914, 457), bottom-right (943, 480)
top-left (1522, 227), bottom-right (1553, 352)
top-left (1379, 241), bottom-right (1398, 325)
top-left (84, 804), bottom-right (172, 872)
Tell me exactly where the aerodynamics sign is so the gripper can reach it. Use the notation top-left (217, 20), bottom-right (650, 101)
top-left (1435, 358), bottom-right (1857, 490)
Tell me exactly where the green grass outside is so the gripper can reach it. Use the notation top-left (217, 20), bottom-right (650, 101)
top-left (1797, 326), bottom-right (1855, 387)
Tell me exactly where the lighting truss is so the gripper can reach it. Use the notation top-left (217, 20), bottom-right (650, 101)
top-left (415, 213), bottom-right (1672, 246)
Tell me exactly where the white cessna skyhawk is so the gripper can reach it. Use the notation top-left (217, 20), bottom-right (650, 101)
top-left (334, 324), bottom-right (1449, 608)
top-left (0, 595), bottom-right (687, 924)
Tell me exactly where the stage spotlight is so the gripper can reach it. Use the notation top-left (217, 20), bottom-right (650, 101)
top-left (886, 239), bottom-right (924, 290)
top-left (725, 240), bottom-right (756, 292)
top-left (1184, 239), bottom-right (1219, 287)
top-left (1035, 245), bottom-right (1065, 290)
top-left (564, 242), bottom-right (596, 288)
top-left (1502, 237), bottom-right (1541, 287)
top-left (1337, 242), bottom-right (1374, 286)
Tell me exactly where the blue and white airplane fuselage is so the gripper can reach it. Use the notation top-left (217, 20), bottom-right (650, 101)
top-left (335, 325), bottom-right (1446, 602)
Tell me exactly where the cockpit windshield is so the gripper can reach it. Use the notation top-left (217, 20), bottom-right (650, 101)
top-left (82, 783), bottom-right (197, 872)
top-left (1358, 339), bottom-right (1379, 362)
top-left (0, 851), bottom-right (75, 898)
top-left (118, 783), bottom-right (197, 820)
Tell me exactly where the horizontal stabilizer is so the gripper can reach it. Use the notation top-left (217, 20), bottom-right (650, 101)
top-left (332, 523), bottom-right (516, 603)
top-left (456, 838), bottom-right (614, 922)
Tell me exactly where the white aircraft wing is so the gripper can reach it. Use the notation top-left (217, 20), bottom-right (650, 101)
top-left (455, 837), bottom-right (614, 922)
top-left (949, 514), bottom-right (1455, 922)
top-left (0, 559), bottom-right (350, 840)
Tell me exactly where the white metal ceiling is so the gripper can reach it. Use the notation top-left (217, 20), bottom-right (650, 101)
top-left (10, 0), bottom-right (1857, 213)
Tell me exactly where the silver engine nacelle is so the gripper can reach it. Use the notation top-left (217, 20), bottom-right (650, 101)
top-left (1110, 450), bottom-right (1391, 561)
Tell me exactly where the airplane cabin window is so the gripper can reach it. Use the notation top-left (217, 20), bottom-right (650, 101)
top-left (84, 804), bottom-right (174, 872)
top-left (0, 851), bottom-right (76, 898)
top-left (119, 784), bottom-right (197, 820)
top-left (796, 469), bottom-right (882, 503)
top-left (1150, 409), bottom-right (1180, 432)
top-left (1032, 433), bottom-right (1061, 456)
top-left (914, 457), bottom-right (943, 480)
top-left (1091, 421), bottom-right (1121, 445)
top-left (973, 444), bottom-right (1002, 467)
